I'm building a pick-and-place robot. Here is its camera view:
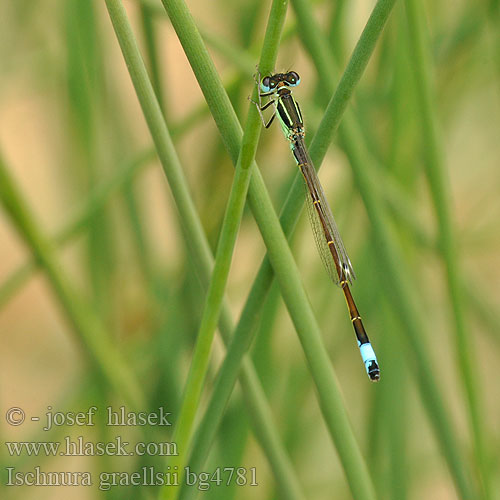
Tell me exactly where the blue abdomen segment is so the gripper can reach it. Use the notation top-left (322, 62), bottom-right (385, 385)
top-left (358, 341), bottom-right (380, 382)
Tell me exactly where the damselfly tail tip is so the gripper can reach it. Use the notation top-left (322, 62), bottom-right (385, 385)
top-left (359, 342), bottom-right (380, 382)
top-left (367, 361), bottom-right (380, 382)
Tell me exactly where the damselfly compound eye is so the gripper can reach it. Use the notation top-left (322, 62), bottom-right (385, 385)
top-left (287, 71), bottom-right (300, 86)
top-left (261, 76), bottom-right (272, 92)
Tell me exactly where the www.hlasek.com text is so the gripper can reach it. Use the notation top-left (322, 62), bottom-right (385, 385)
top-left (5, 436), bottom-right (177, 457)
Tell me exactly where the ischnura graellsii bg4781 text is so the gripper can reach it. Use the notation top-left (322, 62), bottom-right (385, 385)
top-left (254, 71), bottom-right (380, 382)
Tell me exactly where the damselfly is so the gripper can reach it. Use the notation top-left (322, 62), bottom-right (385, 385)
top-left (254, 71), bottom-right (380, 382)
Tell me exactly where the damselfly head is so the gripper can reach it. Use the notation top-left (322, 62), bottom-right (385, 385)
top-left (260, 71), bottom-right (301, 92)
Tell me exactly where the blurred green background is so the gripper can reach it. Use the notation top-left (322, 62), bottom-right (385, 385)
top-left (1, 0), bottom-right (499, 499)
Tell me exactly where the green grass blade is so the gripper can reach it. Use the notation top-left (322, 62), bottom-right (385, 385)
top-left (292, 0), bottom-right (397, 161)
top-left (102, 3), bottom-right (304, 500)
top-left (159, 1), bottom-right (379, 499)
top-left (179, 259), bottom-right (305, 500)
top-left (139, 1), bottom-right (167, 116)
top-left (0, 149), bottom-right (156, 310)
top-left (64, 0), bottom-right (114, 316)
top-left (289, 0), bottom-right (477, 497)
top-left (404, 0), bottom-right (490, 497)
top-left (157, 0), bottom-right (289, 497)
top-left (0, 154), bottom-right (145, 409)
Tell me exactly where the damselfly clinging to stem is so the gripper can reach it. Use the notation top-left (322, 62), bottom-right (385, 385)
top-left (253, 70), bottom-right (380, 382)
